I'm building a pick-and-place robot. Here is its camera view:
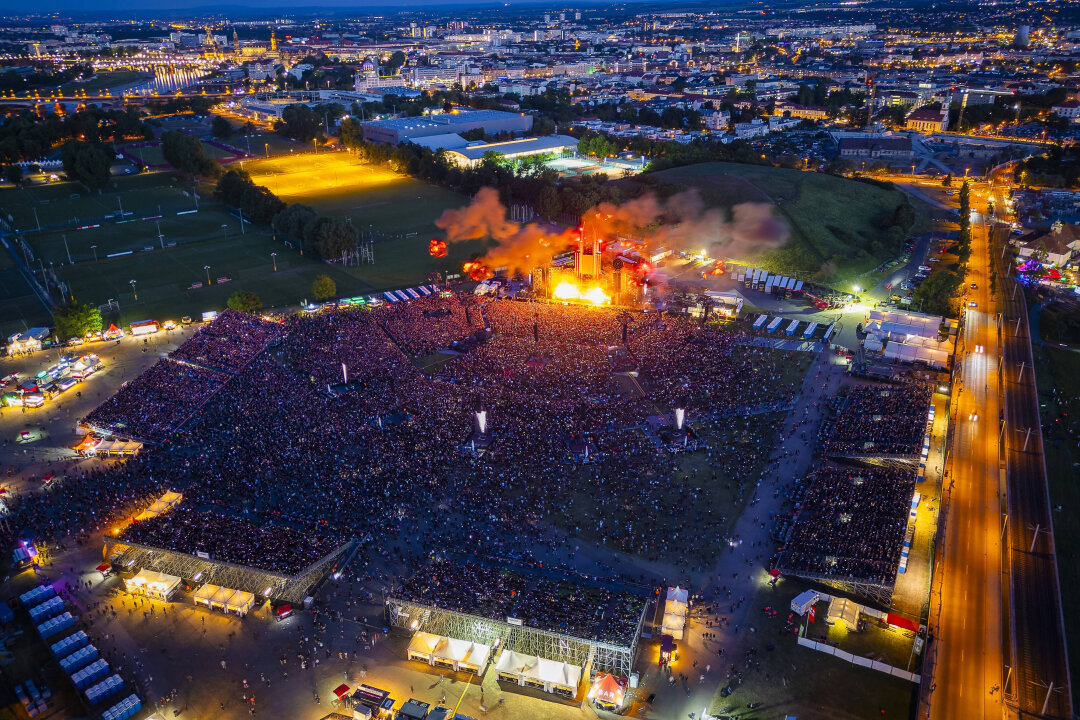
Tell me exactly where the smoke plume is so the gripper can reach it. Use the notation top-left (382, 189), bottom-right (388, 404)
top-left (435, 186), bottom-right (789, 274)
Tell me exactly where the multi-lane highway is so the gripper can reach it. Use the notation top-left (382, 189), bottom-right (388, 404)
top-left (928, 190), bottom-right (1005, 720)
top-left (929, 179), bottom-right (1072, 720)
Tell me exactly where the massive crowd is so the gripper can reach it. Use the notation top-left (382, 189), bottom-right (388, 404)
top-left (821, 382), bottom-right (933, 457)
top-left (399, 558), bottom-right (645, 646)
top-left (82, 359), bottom-right (227, 442)
top-left (118, 506), bottom-right (340, 575)
top-left (776, 463), bottom-right (916, 584)
top-left (168, 310), bottom-right (284, 374)
top-left (7, 296), bottom-right (812, 613)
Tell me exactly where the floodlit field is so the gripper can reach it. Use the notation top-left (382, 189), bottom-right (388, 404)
top-left (244, 152), bottom-right (465, 238)
top-left (244, 152), bottom-right (479, 288)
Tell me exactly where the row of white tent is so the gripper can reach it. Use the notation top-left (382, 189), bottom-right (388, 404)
top-left (406, 631), bottom-right (491, 674)
top-left (495, 650), bottom-right (582, 696)
top-left (133, 491), bottom-right (182, 522)
top-left (752, 315), bottom-right (826, 340)
top-left (125, 570), bottom-right (181, 602)
top-left (380, 284), bottom-right (440, 304)
top-left (193, 584), bottom-right (256, 616)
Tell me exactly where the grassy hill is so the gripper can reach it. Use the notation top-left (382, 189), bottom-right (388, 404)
top-left (622, 162), bottom-right (914, 286)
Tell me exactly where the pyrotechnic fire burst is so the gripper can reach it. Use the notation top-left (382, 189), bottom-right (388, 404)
top-left (462, 260), bottom-right (493, 282)
top-left (428, 239), bottom-right (448, 257)
top-left (553, 281), bottom-right (611, 305)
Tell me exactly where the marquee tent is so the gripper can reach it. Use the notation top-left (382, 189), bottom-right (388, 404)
top-left (407, 631), bottom-right (490, 673)
top-left (661, 586), bottom-right (688, 639)
top-left (494, 650), bottom-right (581, 697)
top-left (193, 584), bottom-right (219, 607)
top-left (224, 590), bottom-right (255, 616)
top-left (209, 586), bottom-right (237, 610)
top-left (125, 570), bottom-right (180, 601)
top-left (826, 597), bottom-right (861, 630)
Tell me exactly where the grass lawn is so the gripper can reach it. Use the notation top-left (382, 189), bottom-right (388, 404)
top-left (709, 577), bottom-right (919, 720)
top-left (234, 132), bottom-right (307, 157)
top-left (3, 172), bottom-right (200, 235)
top-left (624, 163), bottom-right (911, 287)
top-left (1032, 343), bottom-right (1080, 698)
top-left (0, 250), bottom-right (51, 337)
top-left (244, 152), bottom-right (474, 290)
top-left (59, 228), bottom-right (370, 325)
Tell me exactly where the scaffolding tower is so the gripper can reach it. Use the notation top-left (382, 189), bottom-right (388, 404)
top-left (387, 597), bottom-right (648, 678)
top-left (774, 568), bottom-right (895, 609)
top-left (104, 537), bottom-right (353, 604)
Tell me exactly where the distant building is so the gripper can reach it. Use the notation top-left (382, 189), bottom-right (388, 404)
top-left (361, 109), bottom-right (533, 145)
top-left (703, 110), bottom-right (730, 130)
top-left (905, 105), bottom-right (949, 133)
top-left (1051, 99), bottom-right (1080, 120)
top-left (1016, 222), bottom-right (1080, 267)
top-left (776, 102), bottom-right (828, 120)
top-left (838, 136), bottom-right (914, 160)
top-left (443, 134), bottom-right (578, 167)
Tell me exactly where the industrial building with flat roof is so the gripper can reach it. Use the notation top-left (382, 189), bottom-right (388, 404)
top-left (361, 109), bottom-right (533, 145)
top-left (444, 135), bottom-right (579, 167)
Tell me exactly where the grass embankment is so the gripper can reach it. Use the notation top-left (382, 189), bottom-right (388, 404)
top-left (1031, 343), bottom-right (1080, 698)
top-left (624, 162), bottom-right (913, 286)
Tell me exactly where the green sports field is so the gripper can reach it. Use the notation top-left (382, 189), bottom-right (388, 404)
top-left (4, 157), bottom-right (477, 325)
top-left (243, 153), bottom-right (479, 289)
top-left (624, 162), bottom-right (913, 285)
top-left (59, 228), bottom-right (371, 325)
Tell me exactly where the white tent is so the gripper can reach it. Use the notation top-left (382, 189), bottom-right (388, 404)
top-left (407, 632), bottom-right (490, 673)
top-left (209, 586), bottom-right (237, 610)
top-left (194, 583), bottom-right (219, 607)
top-left (495, 650), bottom-right (582, 697)
top-left (125, 569), bottom-right (180, 601)
top-left (661, 586), bottom-right (689, 639)
top-left (225, 590), bottom-right (255, 616)
top-left (826, 597), bottom-right (861, 630)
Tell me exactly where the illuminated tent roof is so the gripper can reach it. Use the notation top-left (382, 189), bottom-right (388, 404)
top-left (125, 569), bottom-right (180, 597)
top-left (587, 673), bottom-right (626, 706)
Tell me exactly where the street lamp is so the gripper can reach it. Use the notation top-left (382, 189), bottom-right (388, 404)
top-left (853, 285), bottom-right (861, 294)
top-left (271, 252), bottom-right (277, 271)
top-left (221, 223), bottom-right (228, 241)
top-left (204, 265), bottom-right (211, 285)
top-left (264, 142), bottom-right (269, 158)
top-left (90, 245), bottom-right (97, 262)
top-left (129, 279), bottom-right (137, 300)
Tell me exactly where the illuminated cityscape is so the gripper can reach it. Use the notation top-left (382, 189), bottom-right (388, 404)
top-left (0, 1), bottom-right (1076, 719)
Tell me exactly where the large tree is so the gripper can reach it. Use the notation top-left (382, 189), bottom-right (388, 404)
top-left (60, 140), bottom-right (114, 191)
top-left (53, 301), bottom-right (103, 340)
top-left (211, 115), bottom-right (233, 139)
top-left (226, 290), bottom-right (263, 313)
top-left (311, 274), bottom-right (336, 301)
top-left (311, 217), bottom-right (356, 259)
top-left (161, 130), bottom-right (219, 178)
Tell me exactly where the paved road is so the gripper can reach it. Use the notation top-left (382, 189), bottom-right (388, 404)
top-left (928, 198), bottom-right (1005, 720)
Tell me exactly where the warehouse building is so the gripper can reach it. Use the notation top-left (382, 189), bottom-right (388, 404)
top-left (444, 135), bottom-right (578, 167)
top-left (361, 109), bottom-right (533, 145)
